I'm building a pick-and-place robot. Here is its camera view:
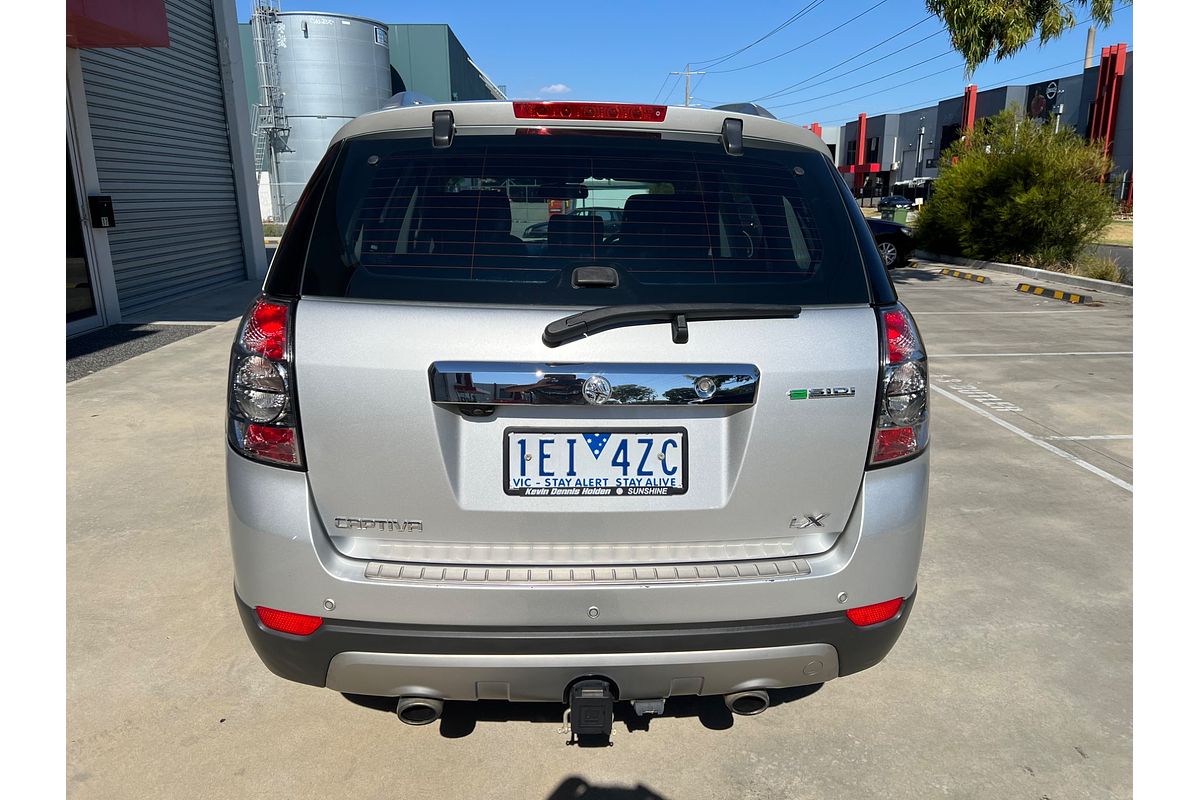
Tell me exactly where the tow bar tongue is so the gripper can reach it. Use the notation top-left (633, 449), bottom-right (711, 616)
top-left (568, 679), bottom-right (614, 745)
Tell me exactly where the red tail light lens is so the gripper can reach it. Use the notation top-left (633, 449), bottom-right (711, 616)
top-left (846, 597), bottom-right (904, 627)
top-left (243, 297), bottom-right (289, 360)
top-left (512, 101), bottom-right (667, 122)
top-left (869, 304), bottom-right (929, 467)
top-left (872, 427), bottom-right (918, 462)
top-left (883, 309), bottom-right (918, 364)
top-left (240, 423), bottom-right (300, 465)
top-left (256, 606), bottom-right (323, 636)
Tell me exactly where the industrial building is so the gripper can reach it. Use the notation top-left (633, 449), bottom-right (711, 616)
top-left (238, 8), bottom-right (506, 222)
top-left (65, 1), bottom-right (505, 335)
top-left (810, 43), bottom-right (1132, 207)
top-left (67, 0), bottom-right (265, 335)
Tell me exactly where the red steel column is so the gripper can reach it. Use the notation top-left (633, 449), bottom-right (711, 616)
top-left (960, 84), bottom-right (978, 137)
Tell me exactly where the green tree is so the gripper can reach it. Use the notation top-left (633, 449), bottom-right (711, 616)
top-left (926, 1), bottom-right (1117, 72)
top-left (915, 107), bottom-right (1114, 266)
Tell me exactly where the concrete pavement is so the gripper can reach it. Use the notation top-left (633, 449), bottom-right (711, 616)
top-left (67, 263), bottom-right (1131, 799)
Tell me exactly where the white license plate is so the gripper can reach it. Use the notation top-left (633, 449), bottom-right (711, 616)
top-left (504, 429), bottom-right (688, 497)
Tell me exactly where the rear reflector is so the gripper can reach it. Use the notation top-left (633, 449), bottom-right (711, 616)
top-left (256, 606), bottom-right (323, 636)
top-left (846, 597), bottom-right (904, 627)
top-left (513, 101), bottom-right (667, 122)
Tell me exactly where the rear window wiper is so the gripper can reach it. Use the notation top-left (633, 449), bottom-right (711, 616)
top-left (542, 303), bottom-right (802, 347)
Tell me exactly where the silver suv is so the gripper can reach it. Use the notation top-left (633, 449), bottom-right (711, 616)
top-left (227, 100), bottom-right (929, 736)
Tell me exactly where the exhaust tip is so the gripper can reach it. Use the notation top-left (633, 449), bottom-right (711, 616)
top-left (396, 696), bottom-right (444, 726)
top-left (724, 690), bottom-right (770, 716)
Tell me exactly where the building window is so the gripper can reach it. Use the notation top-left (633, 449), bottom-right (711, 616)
top-left (845, 140), bottom-right (857, 165)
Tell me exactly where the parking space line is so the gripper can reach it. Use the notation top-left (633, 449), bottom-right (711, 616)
top-left (931, 351), bottom-right (1133, 358)
top-left (931, 385), bottom-right (1133, 493)
top-left (914, 310), bottom-right (1094, 315)
top-left (1041, 434), bottom-right (1133, 441)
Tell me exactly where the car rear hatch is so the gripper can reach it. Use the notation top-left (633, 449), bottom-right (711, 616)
top-left (287, 105), bottom-right (883, 567)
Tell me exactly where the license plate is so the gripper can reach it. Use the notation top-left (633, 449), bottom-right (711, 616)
top-left (504, 428), bottom-right (688, 497)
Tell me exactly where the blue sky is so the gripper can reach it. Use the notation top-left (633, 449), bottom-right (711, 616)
top-left (236, 1), bottom-right (1133, 127)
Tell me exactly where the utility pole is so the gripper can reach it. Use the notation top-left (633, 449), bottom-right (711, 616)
top-left (670, 63), bottom-right (706, 107)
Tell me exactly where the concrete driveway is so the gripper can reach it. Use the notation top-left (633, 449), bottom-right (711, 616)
top-left (67, 264), bottom-right (1131, 799)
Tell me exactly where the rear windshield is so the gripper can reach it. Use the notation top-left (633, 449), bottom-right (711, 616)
top-left (301, 134), bottom-right (869, 305)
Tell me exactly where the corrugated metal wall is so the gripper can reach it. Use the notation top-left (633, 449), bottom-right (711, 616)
top-left (79, 0), bottom-right (247, 317)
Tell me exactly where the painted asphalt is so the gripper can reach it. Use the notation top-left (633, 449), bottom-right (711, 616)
top-left (67, 262), bottom-right (1131, 799)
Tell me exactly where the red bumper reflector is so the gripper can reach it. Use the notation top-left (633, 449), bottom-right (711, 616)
top-left (256, 606), bottom-right (323, 636)
top-left (512, 101), bottom-right (667, 122)
top-left (846, 597), bottom-right (904, 627)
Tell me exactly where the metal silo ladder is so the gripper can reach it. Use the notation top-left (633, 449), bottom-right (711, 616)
top-left (251, 0), bottom-right (290, 179)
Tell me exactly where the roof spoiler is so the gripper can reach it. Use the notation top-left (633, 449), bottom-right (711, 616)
top-left (711, 102), bottom-right (777, 120)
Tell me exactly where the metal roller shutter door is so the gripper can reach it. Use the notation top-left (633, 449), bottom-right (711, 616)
top-left (79, 0), bottom-right (247, 317)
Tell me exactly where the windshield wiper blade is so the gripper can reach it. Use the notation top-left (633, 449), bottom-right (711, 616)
top-left (542, 303), bottom-right (803, 347)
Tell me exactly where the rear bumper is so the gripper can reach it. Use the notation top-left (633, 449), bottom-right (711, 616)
top-left (236, 588), bottom-right (915, 701)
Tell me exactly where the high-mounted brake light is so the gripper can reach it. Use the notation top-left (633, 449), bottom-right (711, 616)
top-left (846, 597), bottom-right (904, 627)
top-left (228, 294), bottom-right (304, 468)
top-left (256, 606), bottom-right (323, 636)
top-left (512, 101), bottom-right (667, 122)
top-left (869, 304), bottom-right (929, 467)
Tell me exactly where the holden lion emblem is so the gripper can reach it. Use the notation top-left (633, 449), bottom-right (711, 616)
top-left (582, 375), bottom-right (612, 405)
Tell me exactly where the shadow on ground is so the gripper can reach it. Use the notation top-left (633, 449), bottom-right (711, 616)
top-left (343, 684), bottom-right (823, 740)
top-left (545, 776), bottom-right (669, 799)
top-left (890, 263), bottom-right (947, 283)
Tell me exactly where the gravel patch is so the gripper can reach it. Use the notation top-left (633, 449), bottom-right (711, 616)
top-left (67, 324), bottom-right (215, 383)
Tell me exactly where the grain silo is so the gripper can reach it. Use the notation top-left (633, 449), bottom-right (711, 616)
top-left (267, 11), bottom-right (392, 221)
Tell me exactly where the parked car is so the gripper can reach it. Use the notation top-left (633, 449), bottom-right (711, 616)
top-left (523, 206), bottom-right (624, 240)
top-left (227, 100), bottom-right (930, 741)
top-left (865, 217), bottom-right (916, 268)
top-left (877, 195), bottom-right (915, 211)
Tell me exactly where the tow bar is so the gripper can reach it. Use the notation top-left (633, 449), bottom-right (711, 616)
top-left (567, 679), bottom-right (614, 745)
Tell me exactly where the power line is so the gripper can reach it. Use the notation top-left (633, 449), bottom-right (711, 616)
top-left (651, 72), bottom-right (673, 104)
top-left (778, 2), bottom-right (1131, 122)
top-left (661, 72), bottom-right (683, 105)
top-left (691, 0), bottom-right (828, 70)
top-left (769, 49), bottom-right (960, 110)
top-left (778, 61), bottom-right (968, 120)
top-left (707, 0), bottom-right (891, 75)
top-left (753, 13), bottom-right (938, 101)
top-left (756, 27), bottom-right (945, 102)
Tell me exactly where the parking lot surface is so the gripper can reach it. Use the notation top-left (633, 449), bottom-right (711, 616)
top-left (67, 261), bottom-right (1132, 799)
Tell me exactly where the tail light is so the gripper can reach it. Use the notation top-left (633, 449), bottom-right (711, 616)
top-left (228, 295), bottom-right (304, 468)
top-left (868, 304), bottom-right (929, 467)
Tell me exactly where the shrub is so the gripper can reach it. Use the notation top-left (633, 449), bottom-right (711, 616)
top-left (1072, 254), bottom-right (1124, 283)
top-left (262, 222), bottom-right (286, 237)
top-left (915, 107), bottom-right (1115, 265)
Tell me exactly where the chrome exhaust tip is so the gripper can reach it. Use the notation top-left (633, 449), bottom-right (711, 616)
top-left (396, 696), bottom-right (444, 725)
top-left (724, 690), bottom-right (770, 716)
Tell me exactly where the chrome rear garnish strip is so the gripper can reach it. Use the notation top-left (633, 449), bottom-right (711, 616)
top-left (429, 362), bottom-right (759, 406)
